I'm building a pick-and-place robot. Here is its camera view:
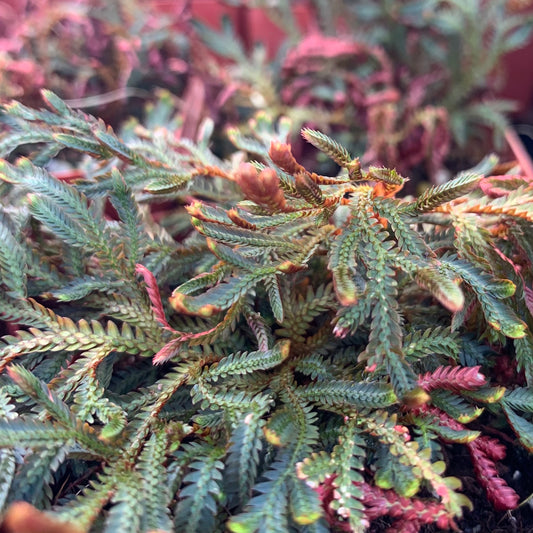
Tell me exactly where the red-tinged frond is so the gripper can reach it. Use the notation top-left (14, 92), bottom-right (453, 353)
top-left (470, 435), bottom-right (506, 461)
top-left (135, 264), bottom-right (174, 331)
top-left (418, 365), bottom-right (486, 393)
top-left (153, 338), bottom-right (183, 365)
top-left (524, 285), bottom-right (533, 318)
top-left (269, 140), bottom-right (306, 175)
top-left (361, 483), bottom-right (458, 531)
top-left (234, 163), bottom-right (287, 212)
top-left (467, 438), bottom-right (519, 511)
top-left (411, 404), bottom-right (465, 432)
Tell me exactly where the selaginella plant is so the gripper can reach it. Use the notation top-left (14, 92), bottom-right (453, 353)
top-left (1, 92), bottom-right (533, 532)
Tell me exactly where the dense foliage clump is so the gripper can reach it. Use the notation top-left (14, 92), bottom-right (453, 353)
top-left (0, 92), bottom-right (533, 532)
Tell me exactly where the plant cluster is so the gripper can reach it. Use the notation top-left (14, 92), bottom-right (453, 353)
top-left (0, 92), bottom-right (533, 532)
top-left (196, 0), bottom-right (533, 180)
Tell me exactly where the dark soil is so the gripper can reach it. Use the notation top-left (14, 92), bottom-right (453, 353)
top-left (448, 443), bottom-right (533, 533)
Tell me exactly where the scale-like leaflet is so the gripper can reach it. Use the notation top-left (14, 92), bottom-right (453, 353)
top-left (174, 444), bottom-right (226, 533)
top-left (225, 406), bottom-right (269, 507)
top-left (442, 257), bottom-right (526, 338)
top-left (296, 381), bottom-right (397, 409)
top-left (327, 220), bottom-right (362, 306)
top-left (403, 171), bottom-right (481, 214)
top-left (170, 268), bottom-right (278, 317)
top-left (0, 209), bottom-right (27, 298)
top-left (109, 170), bottom-right (150, 269)
top-left (403, 327), bottom-right (460, 360)
top-left (207, 341), bottom-right (291, 380)
top-left (137, 431), bottom-right (173, 532)
top-left (102, 471), bottom-right (145, 533)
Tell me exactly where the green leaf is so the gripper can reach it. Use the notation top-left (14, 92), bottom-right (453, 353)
top-left (502, 403), bottom-right (533, 452)
top-left (0, 209), bottom-right (27, 297)
top-left (0, 450), bottom-right (15, 511)
top-left (301, 128), bottom-right (352, 167)
top-left (288, 477), bottom-right (323, 525)
top-left (406, 171), bottom-right (481, 213)
top-left (192, 218), bottom-right (298, 251)
top-left (208, 340), bottom-right (290, 379)
top-left (174, 446), bottom-right (225, 533)
top-left (296, 381), bottom-right (397, 409)
top-left (503, 387), bottom-right (533, 413)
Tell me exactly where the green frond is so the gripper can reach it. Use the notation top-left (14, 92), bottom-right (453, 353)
top-left (424, 422), bottom-right (480, 444)
top-left (171, 264), bottom-right (229, 297)
top-left (0, 209), bottom-right (27, 297)
top-left (0, 421), bottom-right (73, 448)
top-left (143, 170), bottom-right (194, 194)
top-left (288, 477), bottom-right (323, 526)
top-left (403, 327), bottom-right (461, 359)
top-left (7, 365), bottom-right (71, 423)
top-left (264, 274), bottom-right (284, 322)
top-left (263, 408), bottom-right (297, 448)
top-left (170, 270), bottom-right (274, 317)
top-left (502, 387), bottom-right (533, 413)
top-left (207, 340), bottom-right (291, 380)
top-left (277, 284), bottom-right (335, 343)
top-left (0, 449), bottom-right (15, 511)
top-left (206, 239), bottom-right (260, 270)
top-left (8, 444), bottom-right (69, 506)
top-left (6, 366), bottom-right (117, 458)
top-left (430, 390), bottom-right (483, 424)
top-left (191, 218), bottom-right (299, 251)
top-left (49, 276), bottom-right (127, 302)
top-left (227, 457), bottom-right (291, 533)
top-left (0, 295), bottom-right (49, 328)
top-left (93, 127), bottom-right (149, 167)
top-left (296, 381), bottom-right (397, 409)
top-left (442, 257), bottom-right (526, 338)
top-left (102, 471), bottom-right (145, 533)
top-left (296, 451), bottom-right (333, 486)
top-left (328, 418), bottom-right (366, 530)
top-left (225, 409), bottom-right (267, 506)
top-left (137, 431), bottom-right (173, 533)
top-left (514, 336), bottom-right (533, 386)
top-left (191, 379), bottom-right (267, 413)
top-left (414, 266), bottom-right (465, 313)
top-left (0, 159), bottom-right (95, 229)
top-left (301, 128), bottom-right (352, 167)
top-left (227, 129), bottom-right (269, 158)
top-left (28, 195), bottom-right (89, 248)
top-left (109, 170), bottom-right (149, 269)
top-left (0, 317), bottom-right (155, 372)
top-left (373, 197), bottom-right (431, 256)
top-left (174, 445), bottom-right (226, 533)
top-left (94, 293), bottom-right (160, 329)
top-left (294, 354), bottom-right (335, 380)
top-left (41, 89), bottom-right (81, 118)
top-left (405, 171), bottom-right (481, 213)
top-left (0, 128), bottom-right (54, 158)
top-left (374, 443), bottom-right (422, 497)
top-left (367, 166), bottom-right (406, 187)
top-left (53, 468), bottom-right (117, 529)
top-left (53, 133), bottom-right (110, 158)
top-left (360, 411), bottom-right (469, 516)
top-left (327, 218), bottom-right (362, 306)
top-left (501, 403), bottom-right (533, 452)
